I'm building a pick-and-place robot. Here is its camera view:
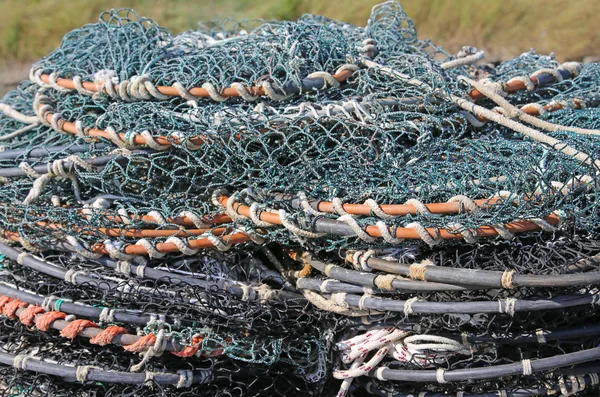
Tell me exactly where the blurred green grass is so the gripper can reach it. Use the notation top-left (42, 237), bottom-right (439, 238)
top-left (0, 0), bottom-right (598, 64)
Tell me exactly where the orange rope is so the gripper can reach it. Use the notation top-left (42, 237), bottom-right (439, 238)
top-left (171, 336), bottom-right (204, 358)
top-left (123, 333), bottom-right (156, 352)
top-left (2, 299), bottom-right (28, 319)
top-left (35, 311), bottom-right (66, 331)
top-left (90, 325), bottom-right (128, 346)
top-left (60, 319), bottom-right (98, 340)
top-left (0, 300), bottom-right (230, 360)
top-left (0, 296), bottom-right (12, 312)
top-left (18, 305), bottom-right (44, 326)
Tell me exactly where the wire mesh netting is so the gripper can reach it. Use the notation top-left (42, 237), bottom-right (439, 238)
top-left (0, 1), bottom-right (600, 396)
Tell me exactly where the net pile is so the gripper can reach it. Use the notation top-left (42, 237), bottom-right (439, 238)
top-left (0, 1), bottom-right (599, 396)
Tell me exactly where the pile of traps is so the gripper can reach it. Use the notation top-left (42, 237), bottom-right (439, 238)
top-left (1, 1), bottom-right (600, 396)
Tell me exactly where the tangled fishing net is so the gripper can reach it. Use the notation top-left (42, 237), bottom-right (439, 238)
top-left (0, 1), bottom-right (600, 395)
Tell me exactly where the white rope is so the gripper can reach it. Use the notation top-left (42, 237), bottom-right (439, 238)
top-left (0, 103), bottom-right (40, 124)
top-left (104, 239), bottom-right (136, 261)
top-left (320, 279), bottom-right (336, 293)
top-left (176, 369), bottom-right (194, 388)
top-left (406, 222), bottom-right (440, 246)
top-left (131, 329), bottom-right (168, 372)
top-left (230, 82), bottom-right (258, 101)
top-left (146, 210), bottom-right (168, 225)
top-left (297, 191), bottom-right (326, 216)
top-left (136, 264), bottom-right (147, 278)
top-left (99, 307), bottom-right (116, 323)
top-left (447, 222), bottom-right (477, 243)
top-left (501, 270), bottom-right (515, 289)
top-left (403, 297), bottom-right (419, 316)
top-left (16, 252), bottom-right (30, 265)
top-left (522, 358), bottom-right (533, 375)
top-left (19, 161), bottom-right (40, 179)
top-left (364, 198), bottom-right (394, 219)
top-left (447, 195), bottom-right (480, 213)
top-left (436, 368), bottom-right (447, 384)
top-left (41, 295), bottom-right (58, 312)
top-left (225, 193), bottom-right (244, 220)
top-left (441, 50), bottom-right (485, 70)
top-left (405, 198), bottom-right (431, 215)
top-left (75, 365), bottom-right (97, 383)
top-left (205, 234), bottom-right (232, 251)
top-left (332, 197), bottom-right (348, 215)
top-left (360, 250), bottom-right (375, 272)
top-left (66, 235), bottom-right (102, 259)
top-left (115, 261), bottom-right (132, 276)
top-left (499, 297), bottom-right (518, 316)
top-left (531, 67), bottom-right (563, 83)
top-left (360, 61), bottom-right (600, 169)
top-left (306, 71), bottom-right (341, 89)
top-left (279, 209), bottom-right (325, 238)
top-left (376, 221), bottom-right (402, 244)
top-left (461, 75), bottom-right (600, 140)
top-left (135, 239), bottom-right (165, 258)
top-left (506, 75), bottom-right (535, 91)
top-left (13, 354), bottom-right (30, 370)
top-left (338, 214), bottom-right (375, 242)
top-left (177, 210), bottom-right (206, 229)
top-left (536, 329), bottom-right (547, 344)
top-left (358, 293), bottom-right (372, 310)
top-left (64, 269), bottom-right (87, 284)
top-left (249, 203), bottom-right (275, 227)
top-left (0, 123), bottom-right (39, 141)
top-left (165, 236), bottom-right (199, 256)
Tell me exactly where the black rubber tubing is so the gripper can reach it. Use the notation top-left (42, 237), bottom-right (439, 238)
top-left (304, 254), bottom-right (472, 291)
top-left (373, 346), bottom-right (600, 382)
top-left (365, 256), bottom-right (600, 289)
top-left (0, 241), bottom-right (302, 304)
top-left (0, 282), bottom-right (151, 326)
top-left (0, 143), bottom-right (108, 160)
top-left (0, 351), bottom-right (211, 385)
top-left (340, 291), bottom-right (596, 314)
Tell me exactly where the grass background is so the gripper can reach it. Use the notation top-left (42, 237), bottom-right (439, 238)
top-left (0, 0), bottom-right (598, 64)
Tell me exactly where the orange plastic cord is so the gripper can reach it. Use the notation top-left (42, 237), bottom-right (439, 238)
top-left (469, 76), bottom-right (539, 100)
top-left (35, 311), bottom-right (67, 331)
top-left (315, 196), bottom-right (506, 217)
top-left (0, 229), bottom-right (251, 256)
top-left (35, 220), bottom-right (231, 239)
top-left (123, 333), bottom-right (156, 352)
top-left (90, 325), bottom-right (129, 346)
top-left (217, 194), bottom-right (561, 241)
top-left (473, 98), bottom-right (586, 122)
top-left (39, 69), bottom-right (354, 100)
top-left (18, 305), bottom-right (45, 326)
top-left (60, 319), bottom-right (99, 340)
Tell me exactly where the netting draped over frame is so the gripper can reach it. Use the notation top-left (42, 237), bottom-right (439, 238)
top-left (1, 1), bottom-right (600, 396)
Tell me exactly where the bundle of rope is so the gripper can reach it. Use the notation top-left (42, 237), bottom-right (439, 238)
top-left (1, 1), bottom-right (600, 396)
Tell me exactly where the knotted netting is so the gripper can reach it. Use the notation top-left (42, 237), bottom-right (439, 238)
top-left (0, 1), bottom-right (600, 396)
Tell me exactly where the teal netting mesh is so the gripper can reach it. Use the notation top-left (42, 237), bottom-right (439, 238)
top-left (1, 1), bottom-right (600, 396)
